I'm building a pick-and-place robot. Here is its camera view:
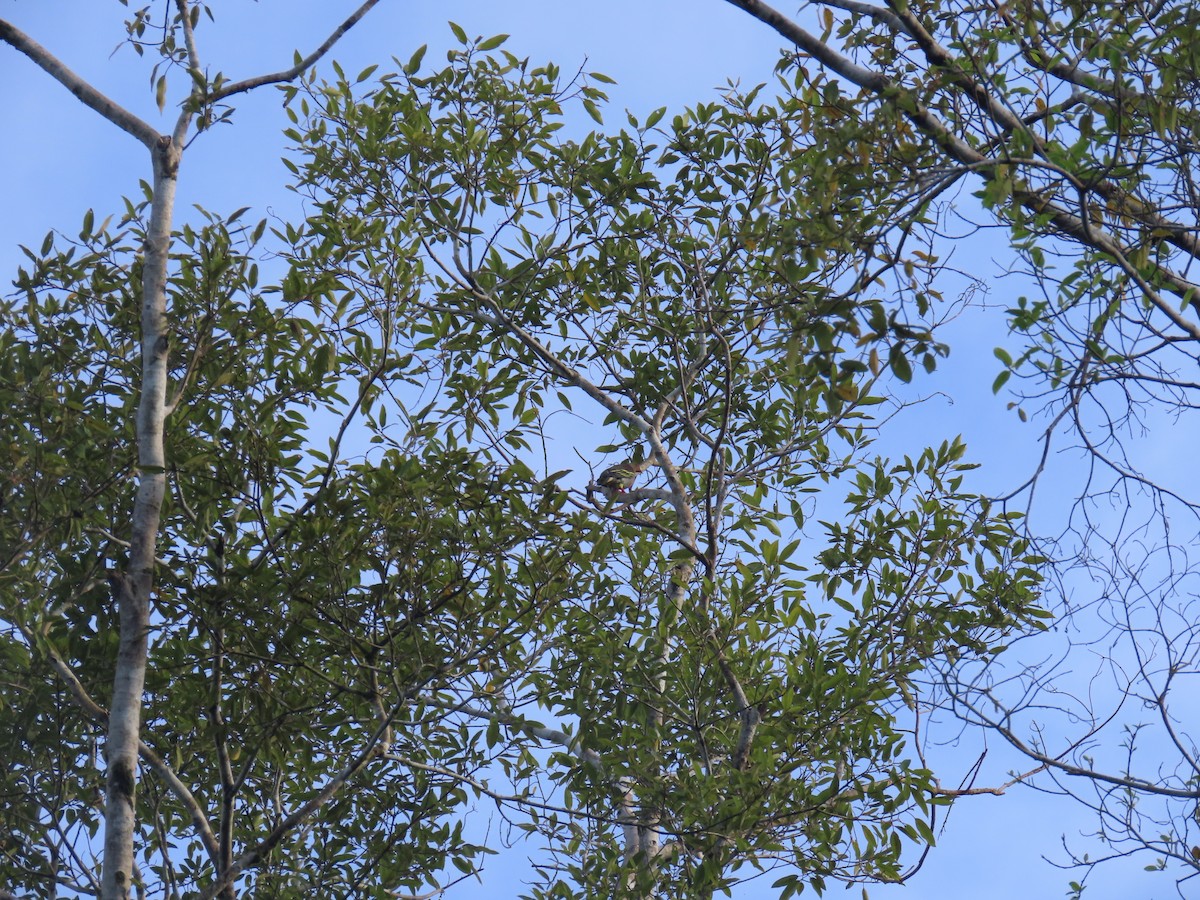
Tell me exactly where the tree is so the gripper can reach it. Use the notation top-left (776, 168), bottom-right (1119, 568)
top-left (0, 3), bottom-right (488, 897)
top-left (1, 7), bottom-right (1044, 900)
top-left (722, 0), bottom-right (1200, 890)
top-left (277, 35), bottom-right (1044, 897)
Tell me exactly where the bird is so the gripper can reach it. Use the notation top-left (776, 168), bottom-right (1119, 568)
top-left (595, 456), bottom-right (654, 496)
top-left (597, 461), bottom-right (639, 494)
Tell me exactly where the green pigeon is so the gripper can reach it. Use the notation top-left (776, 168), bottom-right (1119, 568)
top-left (596, 458), bottom-right (650, 494)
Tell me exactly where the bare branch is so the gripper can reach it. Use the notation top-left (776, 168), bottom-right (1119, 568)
top-left (211, 0), bottom-right (386, 101)
top-left (0, 18), bottom-right (160, 148)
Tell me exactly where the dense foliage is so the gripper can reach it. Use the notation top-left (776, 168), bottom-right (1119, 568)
top-left (1, 6), bottom-right (1057, 899)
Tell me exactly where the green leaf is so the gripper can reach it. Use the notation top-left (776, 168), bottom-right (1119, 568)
top-left (581, 98), bottom-right (603, 124)
top-left (313, 343), bottom-right (333, 378)
top-left (477, 33), bottom-right (509, 51)
top-left (404, 44), bottom-right (428, 75)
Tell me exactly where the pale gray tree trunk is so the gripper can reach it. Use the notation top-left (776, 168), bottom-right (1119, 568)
top-left (101, 135), bottom-right (178, 899)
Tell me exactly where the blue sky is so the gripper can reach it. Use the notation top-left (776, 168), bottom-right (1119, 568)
top-left (0, 2), bottom-right (1168, 898)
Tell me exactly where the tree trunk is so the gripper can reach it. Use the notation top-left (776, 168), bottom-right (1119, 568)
top-left (100, 136), bottom-right (179, 900)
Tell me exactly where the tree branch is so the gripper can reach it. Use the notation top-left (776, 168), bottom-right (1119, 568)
top-left (722, 0), bottom-right (1200, 314)
top-left (0, 18), bottom-right (161, 148)
top-left (210, 0), bottom-right (386, 101)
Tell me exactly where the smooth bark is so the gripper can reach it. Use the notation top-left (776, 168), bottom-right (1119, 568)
top-left (100, 133), bottom-right (178, 899)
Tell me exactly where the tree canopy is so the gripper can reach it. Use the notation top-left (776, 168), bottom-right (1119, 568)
top-left (20, 0), bottom-right (1200, 894)
top-left (0, 5), bottom-right (1051, 897)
